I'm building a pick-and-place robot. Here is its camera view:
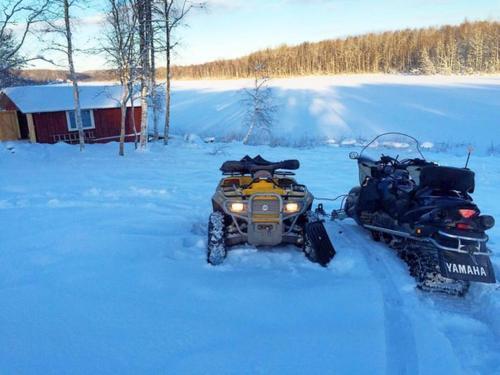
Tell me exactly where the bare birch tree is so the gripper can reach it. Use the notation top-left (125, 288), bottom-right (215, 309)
top-left (136, 0), bottom-right (152, 150)
top-left (153, 0), bottom-right (206, 145)
top-left (149, 6), bottom-right (160, 142)
top-left (242, 63), bottom-right (277, 145)
top-left (42, 0), bottom-right (86, 151)
top-left (0, 0), bottom-right (50, 88)
top-left (102, 0), bottom-right (140, 156)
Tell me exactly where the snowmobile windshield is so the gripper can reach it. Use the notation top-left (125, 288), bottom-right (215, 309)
top-left (359, 132), bottom-right (426, 164)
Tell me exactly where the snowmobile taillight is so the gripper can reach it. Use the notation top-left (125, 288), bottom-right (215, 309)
top-left (458, 209), bottom-right (477, 219)
top-left (284, 202), bottom-right (300, 213)
top-left (456, 222), bottom-right (472, 230)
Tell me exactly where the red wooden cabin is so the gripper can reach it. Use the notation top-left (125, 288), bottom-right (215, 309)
top-left (0, 85), bottom-right (141, 144)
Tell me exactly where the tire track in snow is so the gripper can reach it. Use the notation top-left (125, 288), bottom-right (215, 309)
top-left (419, 290), bottom-right (500, 373)
top-left (328, 220), bottom-right (419, 375)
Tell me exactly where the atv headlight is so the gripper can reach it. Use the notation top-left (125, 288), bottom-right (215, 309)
top-left (229, 202), bottom-right (246, 213)
top-left (284, 202), bottom-right (300, 213)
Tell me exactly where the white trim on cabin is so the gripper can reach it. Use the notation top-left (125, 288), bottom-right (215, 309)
top-left (65, 109), bottom-right (96, 132)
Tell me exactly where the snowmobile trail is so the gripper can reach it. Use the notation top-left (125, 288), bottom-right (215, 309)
top-left (330, 219), bottom-right (500, 374)
top-left (419, 291), bottom-right (500, 373)
top-left (330, 219), bottom-right (420, 375)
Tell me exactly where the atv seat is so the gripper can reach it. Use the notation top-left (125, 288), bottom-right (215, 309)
top-left (220, 155), bottom-right (300, 175)
top-left (418, 165), bottom-right (475, 193)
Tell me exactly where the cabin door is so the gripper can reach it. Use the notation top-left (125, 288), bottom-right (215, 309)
top-left (0, 111), bottom-right (20, 141)
top-left (17, 112), bottom-right (29, 139)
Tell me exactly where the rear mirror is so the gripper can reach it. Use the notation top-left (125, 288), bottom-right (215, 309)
top-left (349, 151), bottom-right (359, 160)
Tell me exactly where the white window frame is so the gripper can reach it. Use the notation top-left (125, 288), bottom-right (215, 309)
top-left (65, 109), bottom-right (96, 132)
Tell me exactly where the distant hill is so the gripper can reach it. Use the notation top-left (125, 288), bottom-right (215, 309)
top-left (15, 20), bottom-right (500, 83)
top-left (13, 69), bottom-right (112, 83)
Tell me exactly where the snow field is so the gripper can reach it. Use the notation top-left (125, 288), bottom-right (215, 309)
top-left (167, 75), bottom-right (500, 152)
top-left (0, 140), bottom-right (499, 374)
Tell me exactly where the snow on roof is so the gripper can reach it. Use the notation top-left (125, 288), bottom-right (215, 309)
top-left (1, 84), bottom-right (141, 114)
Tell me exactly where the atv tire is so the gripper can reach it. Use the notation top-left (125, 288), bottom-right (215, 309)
top-left (207, 211), bottom-right (227, 265)
top-left (304, 221), bottom-right (336, 267)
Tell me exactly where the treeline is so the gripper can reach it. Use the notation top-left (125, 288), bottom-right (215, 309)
top-left (16, 20), bottom-right (499, 83)
top-left (171, 20), bottom-right (500, 79)
top-left (14, 69), bottom-right (97, 82)
top-left (16, 68), bottom-right (132, 83)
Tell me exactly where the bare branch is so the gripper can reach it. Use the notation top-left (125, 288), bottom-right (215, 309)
top-left (0, 0), bottom-right (51, 87)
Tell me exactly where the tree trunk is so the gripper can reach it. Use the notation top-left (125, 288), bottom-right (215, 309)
top-left (242, 117), bottom-right (255, 145)
top-left (163, 13), bottom-right (171, 145)
top-left (129, 84), bottom-right (138, 149)
top-left (140, 84), bottom-right (149, 149)
top-left (151, 32), bottom-right (158, 141)
top-left (119, 85), bottom-right (129, 156)
top-left (64, 0), bottom-right (84, 151)
top-left (138, 0), bottom-right (151, 150)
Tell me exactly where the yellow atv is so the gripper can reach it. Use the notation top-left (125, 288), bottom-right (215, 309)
top-left (207, 155), bottom-right (335, 266)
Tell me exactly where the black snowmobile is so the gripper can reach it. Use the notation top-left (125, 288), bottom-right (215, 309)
top-left (341, 133), bottom-right (496, 295)
top-left (207, 155), bottom-right (335, 266)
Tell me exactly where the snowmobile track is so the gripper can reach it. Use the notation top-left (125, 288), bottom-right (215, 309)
top-left (331, 220), bottom-right (420, 375)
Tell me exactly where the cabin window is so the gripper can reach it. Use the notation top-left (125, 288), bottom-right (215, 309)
top-left (66, 109), bottom-right (95, 131)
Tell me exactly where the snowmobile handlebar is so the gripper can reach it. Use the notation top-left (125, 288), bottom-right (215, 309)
top-left (379, 155), bottom-right (429, 168)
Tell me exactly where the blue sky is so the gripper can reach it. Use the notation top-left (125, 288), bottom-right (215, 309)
top-left (24, 0), bottom-right (500, 71)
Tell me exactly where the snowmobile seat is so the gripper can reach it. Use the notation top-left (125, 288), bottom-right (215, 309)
top-left (220, 155), bottom-right (300, 175)
top-left (418, 165), bottom-right (475, 193)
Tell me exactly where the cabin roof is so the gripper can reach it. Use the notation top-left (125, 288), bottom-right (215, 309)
top-left (0, 84), bottom-right (141, 114)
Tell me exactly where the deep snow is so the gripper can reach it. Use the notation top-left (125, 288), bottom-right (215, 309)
top-left (1, 138), bottom-right (499, 374)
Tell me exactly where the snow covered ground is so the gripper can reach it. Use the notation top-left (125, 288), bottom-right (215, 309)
top-left (168, 75), bottom-right (500, 152)
top-left (1, 138), bottom-right (499, 374)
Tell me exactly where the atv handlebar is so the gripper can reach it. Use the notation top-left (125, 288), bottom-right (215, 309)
top-left (377, 155), bottom-right (429, 169)
top-left (248, 159), bottom-right (300, 173)
top-left (220, 157), bottom-right (300, 175)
